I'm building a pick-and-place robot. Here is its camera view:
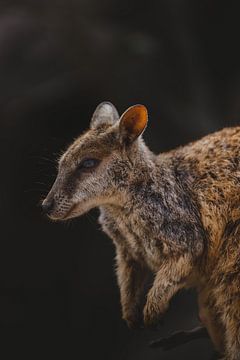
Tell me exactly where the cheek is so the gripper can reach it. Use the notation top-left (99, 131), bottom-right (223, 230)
top-left (68, 174), bottom-right (97, 199)
top-left (79, 172), bottom-right (110, 196)
top-left (67, 166), bottom-right (113, 199)
top-left (62, 174), bottom-right (80, 198)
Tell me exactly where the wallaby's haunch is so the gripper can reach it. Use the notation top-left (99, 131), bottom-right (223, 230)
top-left (43, 102), bottom-right (240, 360)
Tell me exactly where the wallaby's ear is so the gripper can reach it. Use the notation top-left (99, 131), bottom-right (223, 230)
top-left (90, 102), bottom-right (119, 129)
top-left (119, 104), bottom-right (148, 145)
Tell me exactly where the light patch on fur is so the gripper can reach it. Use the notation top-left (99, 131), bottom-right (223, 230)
top-left (90, 101), bottom-right (119, 129)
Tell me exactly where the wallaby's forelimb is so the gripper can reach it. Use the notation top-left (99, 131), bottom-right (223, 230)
top-left (143, 254), bottom-right (196, 327)
top-left (149, 326), bottom-right (209, 350)
top-left (116, 246), bottom-right (150, 328)
top-left (100, 210), bottom-right (150, 328)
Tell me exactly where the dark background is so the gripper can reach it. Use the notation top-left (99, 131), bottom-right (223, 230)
top-left (1, 0), bottom-right (239, 358)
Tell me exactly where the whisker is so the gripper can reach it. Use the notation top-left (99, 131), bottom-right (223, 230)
top-left (86, 213), bottom-right (98, 229)
top-left (30, 156), bottom-right (56, 164)
top-left (23, 189), bottom-right (48, 193)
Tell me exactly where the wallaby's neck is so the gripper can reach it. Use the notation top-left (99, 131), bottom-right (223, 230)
top-left (128, 139), bottom-right (157, 170)
top-left (107, 143), bottom-right (176, 211)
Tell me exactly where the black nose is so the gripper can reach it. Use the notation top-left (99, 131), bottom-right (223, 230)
top-left (42, 198), bottom-right (54, 215)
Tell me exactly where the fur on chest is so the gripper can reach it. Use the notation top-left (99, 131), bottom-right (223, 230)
top-left (99, 205), bottom-right (163, 270)
top-left (98, 182), bottom-right (206, 268)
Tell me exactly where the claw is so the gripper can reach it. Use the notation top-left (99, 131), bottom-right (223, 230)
top-left (210, 351), bottom-right (221, 360)
top-left (149, 318), bottom-right (164, 331)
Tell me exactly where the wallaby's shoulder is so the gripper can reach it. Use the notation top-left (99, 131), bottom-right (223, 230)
top-left (156, 126), bottom-right (240, 178)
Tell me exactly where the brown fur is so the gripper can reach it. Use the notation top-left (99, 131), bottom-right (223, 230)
top-left (43, 102), bottom-right (240, 359)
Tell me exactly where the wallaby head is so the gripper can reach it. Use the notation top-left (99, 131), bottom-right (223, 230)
top-left (42, 102), bottom-right (148, 220)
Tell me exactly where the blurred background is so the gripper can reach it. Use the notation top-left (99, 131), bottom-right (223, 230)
top-left (0, 0), bottom-right (239, 358)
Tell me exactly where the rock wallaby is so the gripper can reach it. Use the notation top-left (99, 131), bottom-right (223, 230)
top-left (42, 102), bottom-right (240, 360)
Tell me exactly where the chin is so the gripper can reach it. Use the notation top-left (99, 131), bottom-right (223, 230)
top-left (62, 209), bottom-right (86, 220)
top-left (49, 202), bottom-right (93, 221)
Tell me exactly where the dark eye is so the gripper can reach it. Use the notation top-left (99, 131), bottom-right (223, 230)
top-left (78, 158), bottom-right (100, 170)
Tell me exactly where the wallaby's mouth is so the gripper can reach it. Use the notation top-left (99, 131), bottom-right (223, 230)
top-left (61, 203), bottom-right (79, 220)
top-left (47, 203), bottom-right (78, 221)
top-left (46, 196), bottom-right (96, 221)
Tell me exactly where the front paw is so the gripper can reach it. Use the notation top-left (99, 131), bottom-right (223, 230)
top-left (143, 300), bottom-right (168, 328)
top-left (123, 307), bottom-right (143, 329)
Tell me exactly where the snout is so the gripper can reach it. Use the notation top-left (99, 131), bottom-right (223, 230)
top-left (41, 198), bottom-right (55, 215)
top-left (41, 192), bottom-right (75, 220)
top-left (41, 175), bottom-right (76, 220)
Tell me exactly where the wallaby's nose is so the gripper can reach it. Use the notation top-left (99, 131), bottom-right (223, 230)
top-left (42, 198), bottom-right (54, 215)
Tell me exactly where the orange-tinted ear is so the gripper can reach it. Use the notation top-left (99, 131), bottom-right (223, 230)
top-left (119, 105), bottom-right (148, 145)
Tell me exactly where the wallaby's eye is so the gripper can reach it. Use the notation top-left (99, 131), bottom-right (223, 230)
top-left (78, 158), bottom-right (100, 171)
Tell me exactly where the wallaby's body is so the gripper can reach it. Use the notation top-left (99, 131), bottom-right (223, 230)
top-left (43, 103), bottom-right (240, 360)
